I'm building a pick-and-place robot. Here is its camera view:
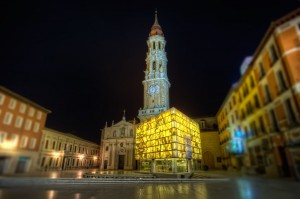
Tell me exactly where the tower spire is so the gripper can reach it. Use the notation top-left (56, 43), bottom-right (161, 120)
top-left (150, 9), bottom-right (163, 36)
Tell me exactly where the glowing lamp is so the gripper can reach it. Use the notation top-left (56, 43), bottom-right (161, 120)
top-left (78, 154), bottom-right (85, 160)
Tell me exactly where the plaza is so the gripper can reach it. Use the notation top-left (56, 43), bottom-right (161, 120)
top-left (0, 169), bottom-right (299, 199)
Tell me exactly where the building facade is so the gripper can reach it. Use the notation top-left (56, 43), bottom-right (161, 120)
top-left (136, 108), bottom-right (201, 174)
top-left (194, 117), bottom-right (222, 170)
top-left (0, 86), bottom-right (50, 174)
top-left (138, 11), bottom-right (170, 121)
top-left (217, 9), bottom-right (300, 179)
top-left (99, 115), bottom-right (136, 170)
top-left (39, 128), bottom-right (100, 171)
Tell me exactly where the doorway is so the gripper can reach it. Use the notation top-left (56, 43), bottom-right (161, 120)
top-left (104, 160), bottom-right (108, 169)
top-left (118, 155), bottom-right (125, 170)
top-left (15, 157), bottom-right (30, 173)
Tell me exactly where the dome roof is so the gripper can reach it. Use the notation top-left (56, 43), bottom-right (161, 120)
top-left (149, 11), bottom-right (164, 36)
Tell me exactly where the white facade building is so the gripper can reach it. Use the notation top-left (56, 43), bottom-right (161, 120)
top-left (39, 128), bottom-right (100, 171)
top-left (100, 113), bottom-right (136, 170)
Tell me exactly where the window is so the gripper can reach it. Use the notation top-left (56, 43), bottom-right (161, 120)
top-left (20, 136), bottom-right (28, 148)
top-left (0, 93), bottom-right (5, 105)
top-left (59, 142), bottom-right (62, 150)
top-left (270, 109), bottom-right (279, 132)
top-left (52, 141), bottom-right (56, 149)
top-left (45, 140), bottom-right (49, 149)
top-left (15, 116), bottom-right (24, 128)
top-left (28, 107), bottom-right (35, 117)
top-left (19, 103), bottom-right (27, 113)
top-left (29, 138), bottom-right (36, 149)
top-left (277, 71), bottom-right (287, 93)
top-left (8, 99), bottom-right (17, 110)
top-left (11, 134), bottom-right (19, 145)
top-left (64, 143), bottom-right (67, 150)
top-left (250, 75), bottom-right (255, 88)
top-left (264, 85), bottom-right (272, 103)
top-left (153, 42), bottom-right (156, 49)
top-left (25, 119), bottom-right (32, 130)
top-left (106, 146), bottom-right (109, 151)
top-left (33, 122), bottom-right (40, 132)
top-left (69, 145), bottom-right (72, 152)
top-left (153, 61), bottom-right (156, 70)
top-left (121, 127), bottom-right (125, 137)
top-left (130, 129), bottom-right (133, 137)
top-left (3, 112), bottom-right (13, 125)
top-left (0, 132), bottom-right (7, 144)
top-left (259, 62), bottom-right (265, 79)
top-left (254, 95), bottom-right (260, 109)
top-left (284, 98), bottom-right (297, 125)
top-left (74, 146), bottom-right (77, 153)
top-left (158, 42), bottom-right (161, 50)
top-left (250, 121), bottom-right (257, 137)
top-left (259, 116), bottom-right (266, 133)
top-left (37, 111), bottom-right (42, 120)
top-left (41, 157), bottom-right (46, 167)
top-left (270, 44), bottom-right (278, 65)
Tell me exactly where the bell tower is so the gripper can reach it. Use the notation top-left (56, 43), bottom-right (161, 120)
top-left (138, 11), bottom-right (170, 121)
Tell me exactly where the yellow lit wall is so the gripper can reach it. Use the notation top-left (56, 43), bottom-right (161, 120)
top-left (135, 107), bottom-right (201, 160)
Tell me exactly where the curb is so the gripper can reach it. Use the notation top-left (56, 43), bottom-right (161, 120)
top-left (0, 177), bottom-right (229, 187)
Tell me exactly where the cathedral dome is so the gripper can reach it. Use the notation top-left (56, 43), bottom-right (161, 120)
top-left (149, 11), bottom-right (164, 36)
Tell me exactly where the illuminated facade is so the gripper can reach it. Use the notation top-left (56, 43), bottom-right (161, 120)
top-left (40, 128), bottom-right (100, 171)
top-left (136, 107), bottom-right (201, 173)
top-left (138, 11), bottom-right (170, 121)
top-left (0, 86), bottom-right (50, 174)
top-left (217, 9), bottom-right (300, 179)
top-left (99, 113), bottom-right (136, 170)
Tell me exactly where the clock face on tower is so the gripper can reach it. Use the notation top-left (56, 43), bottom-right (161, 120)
top-left (148, 85), bottom-right (156, 94)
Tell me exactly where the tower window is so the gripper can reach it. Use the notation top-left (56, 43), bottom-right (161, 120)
top-left (159, 42), bottom-right (161, 50)
top-left (153, 61), bottom-right (156, 70)
top-left (153, 42), bottom-right (156, 49)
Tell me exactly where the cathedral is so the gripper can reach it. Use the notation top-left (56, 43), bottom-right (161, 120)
top-left (100, 12), bottom-right (202, 174)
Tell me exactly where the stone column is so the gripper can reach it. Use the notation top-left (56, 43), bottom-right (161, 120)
top-left (187, 159), bottom-right (193, 173)
top-left (151, 159), bottom-right (155, 174)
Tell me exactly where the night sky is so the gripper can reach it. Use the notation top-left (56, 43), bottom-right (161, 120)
top-left (1, 0), bottom-right (299, 142)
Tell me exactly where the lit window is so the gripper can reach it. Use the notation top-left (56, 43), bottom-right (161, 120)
top-left (37, 111), bottom-right (42, 120)
top-left (20, 136), bottom-right (28, 148)
top-left (0, 132), bottom-right (7, 144)
top-left (3, 112), bottom-right (13, 125)
top-left (28, 107), bottom-right (35, 117)
top-left (33, 122), bottom-right (40, 132)
top-left (8, 99), bottom-right (17, 110)
top-left (15, 116), bottom-right (24, 128)
top-left (0, 93), bottom-right (5, 105)
top-left (11, 134), bottom-right (19, 145)
top-left (19, 103), bottom-right (27, 113)
top-left (25, 119), bottom-right (32, 130)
